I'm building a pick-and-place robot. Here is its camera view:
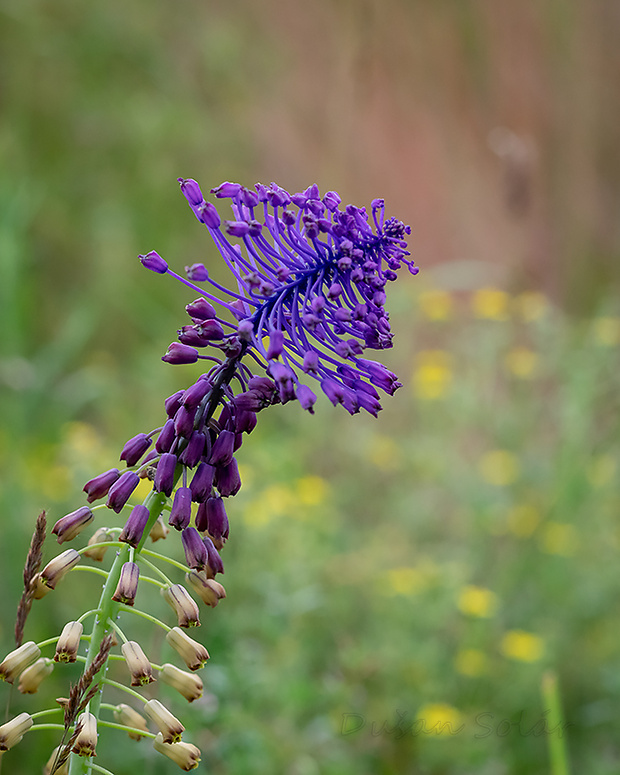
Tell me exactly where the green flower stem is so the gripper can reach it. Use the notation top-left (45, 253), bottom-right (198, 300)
top-left (31, 708), bottom-right (63, 720)
top-left (97, 719), bottom-right (156, 739)
top-left (123, 607), bottom-right (171, 632)
top-left (30, 723), bottom-right (66, 731)
top-left (36, 635), bottom-right (60, 649)
top-left (136, 554), bottom-right (174, 585)
top-left (76, 541), bottom-right (123, 555)
top-left (88, 764), bottom-right (117, 775)
top-left (141, 547), bottom-right (190, 575)
top-left (135, 488), bottom-right (169, 553)
top-left (70, 565), bottom-right (110, 579)
top-left (77, 609), bottom-right (102, 624)
top-left (105, 618), bottom-right (128, 644)
top-left (101, 678), bottom-right (147, 704)
top-left (137, 574), bottom-right (167, 589)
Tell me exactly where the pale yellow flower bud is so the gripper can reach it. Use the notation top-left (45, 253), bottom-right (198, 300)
top-left (72, 712), bottom-right (97, 757)
top-left (186, 570), bottom-right (226, 607)
top-left (54, 621), bottom-right (83, 663)
top-left (121, 641), bottom-right (155, 687)
top-left (82, 527), bottom-right (116, 561)
top-left (0, 713), bottom-right (33, 751)
top-left (165, 627), bottom-right (209, 671)
top-left (39, 549), bottom-right (81, 591)
top-left (150, 516), bottom-right (170, 542)
top-left (18, 657), bottom-right (53, 694)
top-left (162, 585), bottom-right (200, 628)
top-left (144, 699), bottom-right (184, 744)
top-left (160, 663), bottom-right (203, 702)
top-left (44, 747), bottom-right (69, 774)
top-left (113, 703), bottom-right (150, 741)
top-left (153, 732), bottom-right (201, 770)
top-left (0, 642), bottom-right (41, 684)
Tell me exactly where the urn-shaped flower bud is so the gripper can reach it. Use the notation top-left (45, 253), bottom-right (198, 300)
top-left (54, 621), bottom-right (83, 663)
top-left (208, 430), bottom-right (235, 467)
top-left (0, 713), bottom-right (33, 751)
top-left (214, 457), bottom-right (241, 497)
top-left (149, 516), bottom-right (170, 542)
top-left (83, 468), bottom-right (120, 503)
top-left (52, 506), bottom-right (93, 544)
top-left (189, 462), bottom-right (214, 502)
top-left (165, 628), bottom-right (209, 671)
top-left (186, 571), bottom-right (227, 607)
top-left (155, 453), bottom-right (178, 497)
top-left (39, 549), bottom-right (81, 591)
top-left (205, 496), bottom-right (229, 541)
top-left (72, 712), bottom-right (98, 757)
top-left (203, 536), bottom-right (224, 577)
top-left (144, 699), bottom-right (184, 744)
top-left (114, 703), bottom-right (150, 741)
top-left (120, 433), bottom-right (152, 466)
top-left (83, 527), bottom-right (116, 561)
top-left (140, 250), bottom-right (168, 274)
top-left (180, 431), bottom-right (206, 468)
top-left (169, 487), bottom-right (192, 531)
top-left (106, 470), bottom-right (140, 513)
top-left (121, 641), bottom-right (155, 686)
top-left (0, 642), bottom-right (41, 683)
top-left (160, 663), bottom-right (203, 702)
top-left (119, 504), bottom-right (150, 547)
top-left (181, 528), bottom-right (207, 570)
top-left (44, 747), bottom-right (69, 774)
top-left (185, 298), bottom-right (216, 322)
top-left (18, 657), bottom-right (53, 694)
top-left (112, 562), bottom-right (140, 607)
top-left (162, 342), bottom-right (199, 365)
top-left (153, 733), bottom-right (201, 770)
top-left (162, 585), bottom-right (200, 628)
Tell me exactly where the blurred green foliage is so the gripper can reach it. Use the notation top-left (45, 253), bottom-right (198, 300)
top-left (1, 1), bottom-right (619, 773)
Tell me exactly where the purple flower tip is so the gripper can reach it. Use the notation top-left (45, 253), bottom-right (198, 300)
top-left (140, 251), bottom-right (168, 274)
top-left (162, 342), bottom-right (199, 365)
top-left (185, 263), bottom-right (209, 282)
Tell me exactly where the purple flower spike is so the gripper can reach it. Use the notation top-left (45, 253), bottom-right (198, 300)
top-left (189, 462), bottom-right (215, 503)
top-left (140, 251), bottom-right (168, 274)
top-left (156, 419), bottom-right (176, 454)
top-left (208, 430), bottom-right (235, 468)
top-left (162, 343), bottom-right (199, 365)
top-left (180, 431), bottom-right (206, 468)
top-left (52, 507), bottom-right (94, 544)
top-left (155, 454), bottom-right (178, 497)
top-left (297, 384), bottom-right (317, 414)
top-left (205, 496), bottom-right (229, 542)
top-left (169, 487), bottom-right (192, 531)
top-left (83, 468), bottom-right (120, 503)
top-left (203, 536), bottom-right (224, 576)
top-left (107, 471), bottom-right (140, 513)
top-left (119, 504), bottom-right (150, 547)
top-left (165, 390), bottom-right (185, 418)
top-left (215, 458), bottom-right (241, 498)
top-left (182, 379), bottom-right (211, 410)
top-left (120, 433), bottom-right (152, 467)
top-left (182, 527), bottom-right (208, 570)
top-left (178, 178), bottom-right (204, 206)
top-left (174, 404), bottom-right (196, 439)
top-left (185, 298), bottom-right (216, 321)
top-left (185, 263), bottom-right (209, 282)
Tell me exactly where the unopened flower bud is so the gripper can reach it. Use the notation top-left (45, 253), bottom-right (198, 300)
top-left (83, 468), bottom-right (120, 503)
top-left (214, 457), bottom-right (241, 497)
top-left (83, 527), bottom-right (116, 561)
top-left (52, 506), bottom-right (93, 544)
top-left (112, 562), bottom-right (140, 607)
top-left (153, 733), bottom-right (201, 770)
top-left (205, 496), bottom-right (229, 541)
top-left (150, 515), bottom-right (170, 542)
top-left (121, 641), bottom-right (155, 686)
top-left (186, 571), bottom-right (227, 607)
top-left (181, 528), bottom-right (207, 570)
top-left (0, 713), bottom-right (33, 751)
top-left (160, 663), bottom-right (203, 702)
top-left (203, 536), bottom-right (224, 577)
top-left (106, 470), bottom-right (140, 513)
top-left (18, 657), bottom-right (53, 694)
top-left (169, 487), bottom-right (192, 531)
top-left (144, 699), bottom-right (184, 744)
top-left (189, 462), bottom-right (214, 502)
top-left (162, 342), bottom-right (199, 365)
top-left (120, 433), bottom-right (152, 466)
top-left (208, 430), bottom-right (235, 467)
top-left (140, 250), bottom-right (168, 274)
top-left (44, 747), bottom-right (69, 774)
top-left (155, 453), bottom-right (178, 497)
top-left (165, 628), bottom-right (209, 671)
top-left (114, 703), bottom-right (150, 740)
top-left (185, 298), bottom-right (216, 322)
top-left (119, 504), bottom-right (150, 547)
top-left (162, 585), bottom-right (200, 628)
top-left (0, 642), bottom-right (41, 683)
top-left (72, 712), bottom-right (97, 757)
top-left (39, 549), bottom-right (81, 591)
top-left (54, 621), bottom-right (83, 663)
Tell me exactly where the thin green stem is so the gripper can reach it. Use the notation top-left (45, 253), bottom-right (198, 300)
top-left (137, 554), bottom-right (174, 585)
top-left (100, 678), bottom-right (147, 704)
top-left (105, 618), bottom-right (128, 644)
top-left (76, 542), bottom-right (123, 556)
top-left (541, 671), bottom-right (571, 775)
top-left (30, 723), bottom-right (66, 731)
top-left (31, 708), bottom-right (63, 720)
top-left (77, 609), bottom-right (101, 625)
top-left (123, 607), bottom-right (171, 632)
top-left (141, 548), bottom-right (190, 575)
top-left (69, 565), bottom-right (110, 579)
top-left (36, 636), bottom-right (60, 649)
top-left (88, 764), bottom-right (117, 775)
top-left (97, 719), bottom-right (156, 739)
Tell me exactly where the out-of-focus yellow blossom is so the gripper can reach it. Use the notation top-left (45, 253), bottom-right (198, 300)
top-left (296, 475), bottom-right (328, 506)
top-left (416, 703), bottom-right (464, 735)
top-left (586, 454), bottom-right (616, 488)
top-left (457, 585), bottom-right (498, 618)
top-left (418, 290), bottom-right (454, 321)
top-left (386, 563), bottom-right (438, 596)
top-left (412, 350), bottom-right (453, 399)
top-left (515, 291), bottom-right (548, 322)
top-left (539, 522), bottom-right (578, 557)
top-left (592, 316), bottom-right (620, 346)
top-left (479, 450), bottom-right (520, 486)
top-left (504, 346), bottom-right (538, 378)
top-left (472, 288), bottom-right (510, 321)
top-left (366, 435), bottom-right (400, 470)
top-left (507, 504), bottom-right (541, 538)
top-left (63, 422), bottom-right (102, 458)
top-left (133, 476), bottom-right (154, 501)
top-left (455, 649), bottom-right (487, 676)
top-left (500, 630), bottom-right (544, 662)
top-left (243, 484), bottom-right (296, 528)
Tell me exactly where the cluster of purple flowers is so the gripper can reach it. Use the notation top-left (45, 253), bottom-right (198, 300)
top-left (52, 178), bottom-right (415, 579)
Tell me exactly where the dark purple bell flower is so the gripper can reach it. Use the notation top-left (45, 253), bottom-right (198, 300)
top-left (215, 458), bottom-right (241, 498)
top-left (205, 496), bottom-right (229, 542)
top-left (180, 431), bottom-right (206, 468)
top-left (52, 506), bottom-right (93, 544)
top-left (185, 263), bottom-right (209, 282)
top-left (154, 453), bottom-right (177, 497)
top-left (120, 433), bottom-right (152, 467)
top-left (162, 342), bottom-right (199, 365)
top-left (186, 298), bottom-right (216, 321)
top-left (189, 462), bottom-right (215, 502)
top-left (174, 405), bottom-right (195, 438)
top-left (203, 536), bottom-right (224, 576)
top-left (169, 487), bottom-right (192, 531)
top-left (165, 390), bottom-right (185, 418)
top-left (140, 251), bottom-right (168, 274)
top-left (177, 178), bottom-right (204, 206)
top-left (182, 379), bottom-right (211, 410)
top-left (83, 468), bottom-right (120, 503)
top-left (120, 504), bottom-right (150, 547)
top-left (208, 430), bottom-right (235, 468)
top-left (107, 471), bottom-right (140, 513)
top-left (112, 561), bottom-right (140, 606)
top-left (182, 527), bottom-right (207, 570)
top-left (156, 419), bottom-right (176, 454)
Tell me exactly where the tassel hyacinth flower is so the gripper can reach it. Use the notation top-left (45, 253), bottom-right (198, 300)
top-left (3, 177), bottom-right (415, 772)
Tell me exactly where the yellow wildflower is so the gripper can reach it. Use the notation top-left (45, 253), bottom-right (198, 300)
top-left (504, 346), bottom-right (538, 378)
top-left (412, 350), bottom-right (453, 400)
top-left (506, 504), bottom-right (541, 538)
top-left (514, 291), bottom-right (548, 322)
top-left (296, 476), bottom-right (328, 506)
top-left (457, 586), bottom-right (498, 618)
top-left (418, 290), bottom-right (454, 321)
top-left (539, 522), bottom-right (578, 557)
top-left (472, 288), bottom-right (510, 321)
top-left (586, 454), bottom-right (616, 488)
top-left (593, 316), bottom-right (620, 346)
top-left (500, 630), bottom-right (544, 662)
top-left (455, 649), bottom-right (487, 677)
top-left (479, 450), bottom-right (520, 486)
top-left (416, 704), bottom-right (464, 735)
top-left (366, 435), bottom-right (399, 470)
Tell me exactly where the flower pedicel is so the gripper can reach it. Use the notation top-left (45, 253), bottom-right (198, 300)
top-left (2, 177), bottom-right (416, 772)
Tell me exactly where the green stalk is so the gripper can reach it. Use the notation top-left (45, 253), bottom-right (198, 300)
top-left (541, 671), bottom-right (570, 775)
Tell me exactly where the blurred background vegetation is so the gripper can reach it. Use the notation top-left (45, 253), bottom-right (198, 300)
top-left (0, 0), bottom-right (619, 772)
